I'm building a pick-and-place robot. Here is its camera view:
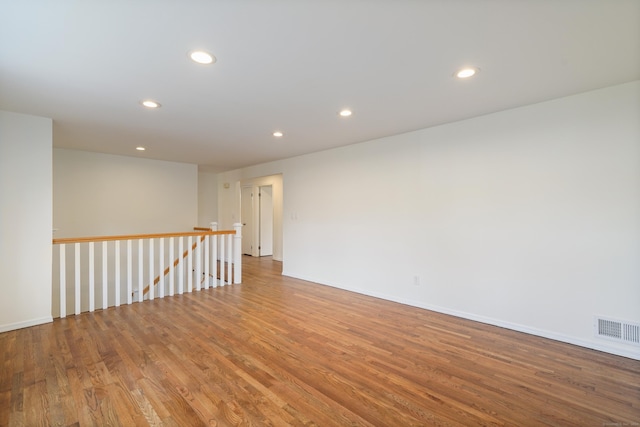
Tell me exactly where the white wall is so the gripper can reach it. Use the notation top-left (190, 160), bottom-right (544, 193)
top-left (198, 169), bottom-right (218, 228)
top-left (217, 81), bottom-right (640, 359)
top-left (0, 111), bottom-right (53, 332)
top-left (54, 149), bottom-right (198, 237)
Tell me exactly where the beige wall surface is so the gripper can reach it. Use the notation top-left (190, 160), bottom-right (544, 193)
top-left (53, 148), bottom-right (198, 237)
top-left (217, 81), bottom-right (640, 359)
top-left (0, 110), bottom-right (53, 332)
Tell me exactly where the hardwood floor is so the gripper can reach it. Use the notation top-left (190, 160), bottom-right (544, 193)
top-left (1, 256), bottom-right (639, 426)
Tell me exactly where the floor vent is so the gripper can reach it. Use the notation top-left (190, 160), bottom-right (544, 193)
top-left (595, 316), bottom-right (640, 346)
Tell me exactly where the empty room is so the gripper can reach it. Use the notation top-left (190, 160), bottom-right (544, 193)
top-left (1, 1), bottom-right (639, 425)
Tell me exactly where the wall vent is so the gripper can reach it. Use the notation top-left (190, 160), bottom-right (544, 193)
top-left (595, 316), bottom-right (640, 346)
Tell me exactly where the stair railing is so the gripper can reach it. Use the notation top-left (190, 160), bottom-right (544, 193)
top-left (52, 223), bottom-right (242, 318)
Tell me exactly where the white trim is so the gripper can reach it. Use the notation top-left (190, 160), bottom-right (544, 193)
top-left (0, 316), bottom-right (53, 333)
top-left (282, 271), bottom-right (640, 361)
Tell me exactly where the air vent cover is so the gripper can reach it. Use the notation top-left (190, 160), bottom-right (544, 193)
top-left (595, 316), bottom-right (640, 346)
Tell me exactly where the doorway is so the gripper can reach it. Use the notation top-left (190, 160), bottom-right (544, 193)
top-left (241, 184), bottom-right (274, 257)
top-left (241, 186), bottom-right (254, 256)
top-left (258, 185), bottom-right (273, 256)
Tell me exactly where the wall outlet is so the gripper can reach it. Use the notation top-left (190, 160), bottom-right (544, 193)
top-left (413, 276), bottom-right (420, 286)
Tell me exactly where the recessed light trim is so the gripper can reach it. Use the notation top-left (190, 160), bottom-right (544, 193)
top-left (455, 67), bottom-right (479, 79)
top-left (141, 100), bottom-right (161, 108)
top-left (136, 146), bottom-right (146, 151)
top-left (273, 131), bottom-right (284, 137)
top-left (339, 109), bottom-right (352, 117)
top-left (190, 50), bottom-right (216, 65)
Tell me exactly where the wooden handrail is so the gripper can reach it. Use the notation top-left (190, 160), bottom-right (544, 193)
top-left (53, 230), bottom-right (234, 245)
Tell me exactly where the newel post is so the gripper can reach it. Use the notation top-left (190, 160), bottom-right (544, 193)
top-left (233, 223), bottom-right (242, 284)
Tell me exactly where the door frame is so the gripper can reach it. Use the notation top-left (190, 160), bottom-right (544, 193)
top-left (241, 185), bottom-right (255, 256)
top-left (258, 185), bottom-right (273, 256)
top-left (237, 174), bottom-right (283, 261)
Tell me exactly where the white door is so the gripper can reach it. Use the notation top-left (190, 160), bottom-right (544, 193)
top-left (241, 186), bottom-right (254, 255)
top-left (259, 186), bottom-right (273, 256)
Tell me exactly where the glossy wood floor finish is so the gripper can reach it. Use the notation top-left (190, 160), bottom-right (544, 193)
top-left (1, 257), bottom-right (639, 426)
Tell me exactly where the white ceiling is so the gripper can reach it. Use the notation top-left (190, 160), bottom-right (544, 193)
top-left (2, 1), bottom-right (639, 171)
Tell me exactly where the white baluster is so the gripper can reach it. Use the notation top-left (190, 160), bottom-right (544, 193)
top-left (59, 244), bottom-right (66, 318)
top-left (227, 234), bottom-right (232, 286)
top-left (89, 242), bottom-right (95, 312)
top-left (204, 235), bottom-right (210, 289)
top-left (127, 240), bottom-right (132, 305)
top-left (138, 239), bottom-right (143, 302)
top-left (102, 241), bottom-right (108, 309)
top-left (149, 238), bottom-right (154, 300)
top-left (220, 232), bottom-right (225, 285)
top-left (195, 236), bottom-right (202, 291)
top-left (159, 238), bottom-right (164, 299)
top-left (211, 222), bottom-right (218, 287)
top-left (115, 240), bottom-right (120, 307)
top-left (178, 236), bottom-right (184, 294)
top-left (169, 237), bottom-right (175, 296)
top-left (233, 223), bottom-right (242, 284)
top-left (187, 236), bottom-right (193, 293)
top-left (75, 243), bottom-right (80, 315)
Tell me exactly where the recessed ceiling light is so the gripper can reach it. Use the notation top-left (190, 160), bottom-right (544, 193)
top-left (273, 131), bottom-right (283, 137)
top-left (190, 51), bottom-right (216, 65)
top-left (455, 67), bottom-right (479, 79)
top-left (339, 109), bottom-right (352, 117)
top-left (136, 146), bottom-right (146, 151)
top-left (141, 100), bottom-right (161, 108)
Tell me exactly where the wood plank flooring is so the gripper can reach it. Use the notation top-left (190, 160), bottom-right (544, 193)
top-left (1, 256), bottom-right (639, 426)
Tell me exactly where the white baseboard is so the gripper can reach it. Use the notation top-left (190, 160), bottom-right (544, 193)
top-left (282, 271), bottom-right (640, 361)
top-left (0, 316), bottom-right (53, 333)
